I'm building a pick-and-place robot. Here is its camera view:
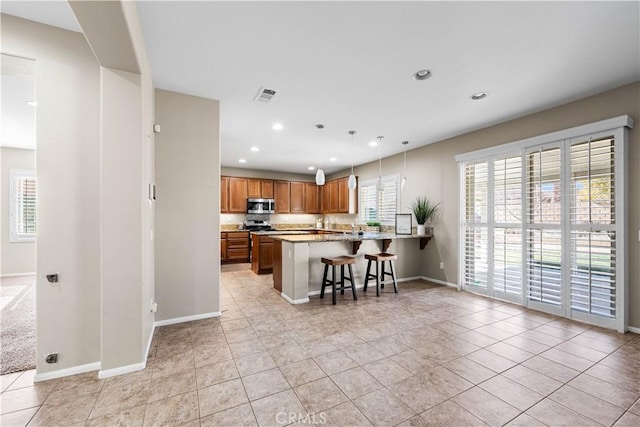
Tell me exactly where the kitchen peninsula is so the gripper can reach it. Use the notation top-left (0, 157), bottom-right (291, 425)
top-left (270, 232), bottom-right (432, 304)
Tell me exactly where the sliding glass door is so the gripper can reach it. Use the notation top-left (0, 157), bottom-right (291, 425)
top-left (459, 118), bottom-right (628, 331)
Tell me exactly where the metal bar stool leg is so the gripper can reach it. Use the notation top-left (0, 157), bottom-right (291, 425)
top-left (320, 264), bottom-right (329, 299)
top-left (340, 265), bottom-right (345, 295)
top-left (364, 260), bottom-right (372, 292)
top-left (331, 265), bottom-right (337, 305)
top-left (380, 261), bottom-right (386, 289)
top-left (390, 260), bottom-right (398, 293)
top-left (375, 260), bottom-right (380, 297)
top-left (348, 264), bottom-right (357, 300)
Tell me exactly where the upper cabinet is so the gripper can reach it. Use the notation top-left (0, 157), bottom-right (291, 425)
top-left (228, 177), bottom-right (248, 213)
top-left (261, 180), bottom-right (274, 198)
top-left (304, 183), bottom-right (320, 214)
top-left (247, 179), bottom-right (261, 198)
top-left (221, 176), bottom-right (229, 213)
top-left (220, 175), bottom-right (356, 215)
top-left (274, 181), bottom-right (291, 213)
top-left (248, 178), bottom-right (274, 199)
top-left (290, 182), bottom-right (306, 213)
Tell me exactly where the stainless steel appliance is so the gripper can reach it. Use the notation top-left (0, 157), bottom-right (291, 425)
top-left (247, 198), bottom-right (275, 214)
top-left (243, 218), bottom-right (276, 232)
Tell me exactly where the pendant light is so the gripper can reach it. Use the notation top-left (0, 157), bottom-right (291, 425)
top-left (401, 140), bottom-right (409, 191)
top-left (315, 124), bottom-right (325, 186)
top-left (347, 130), bottom-right (357, 190)
top-left (376, 136), bottom-right (384, 193)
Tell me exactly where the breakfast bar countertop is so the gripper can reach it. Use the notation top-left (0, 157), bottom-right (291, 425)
top-left (269, 231), bottom-right (431, 243)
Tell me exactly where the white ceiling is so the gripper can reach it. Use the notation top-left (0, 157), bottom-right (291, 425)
top-left (3, 2), bottom-right (639, 175)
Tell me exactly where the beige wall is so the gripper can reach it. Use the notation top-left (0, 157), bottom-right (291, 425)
top-left (347, 82), bottom-right (640, 329)
top-left (155, 89), bottom-right (220, 322)
top-left (69, 0), bottom-right (156, 373)
top-left (0, 147), bottom-right (36, 275)
top-left (221, 167), bottom-right (315, 182)
top-left (2, 14), bottom-right (103, 373)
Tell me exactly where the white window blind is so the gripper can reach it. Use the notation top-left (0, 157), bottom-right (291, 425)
top-left (359, 175), bottom-right (398, 224)
top-left (569, 136), bottom-right (616, 318)
top-left (525, 148), bottom-right (562, 307)
top-left (458, 116), bottom-right (629, 331)
top-left (462, 162), bottom-right (488, 289)
top-left (10, 169), bottom-right (37, 242)
top-left (493, 156), bottom-right (523, 296)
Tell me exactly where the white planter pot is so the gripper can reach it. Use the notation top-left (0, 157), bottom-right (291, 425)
top-left (417, 224), bottom-right (426, 236)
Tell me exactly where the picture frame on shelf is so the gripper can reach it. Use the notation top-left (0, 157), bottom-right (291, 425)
top-left (395, 214), bottom-right (412, 235)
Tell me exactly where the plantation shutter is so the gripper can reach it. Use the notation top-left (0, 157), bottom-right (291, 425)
top-left (462, 161), bottom-right (488, 289)
top-left (359, 176), bottom-right (398, 224)
top-left (11, 170), bottom-right (37, 241)
top-left (493, 156), bottom-right (523, 297)
top-left (569, 136), bottom-right (616, 318)
top-left (525, 147), bottom-right (562, 307)
top-left (359, 182), bottom-right (378, 222)
top-left (378, 176), bottom-right (398, 223)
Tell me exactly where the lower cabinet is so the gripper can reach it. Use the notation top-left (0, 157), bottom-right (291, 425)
top-left (221, 231), bottom-right (250, 263)
top-left (251, 234), bottom-right (274, 274)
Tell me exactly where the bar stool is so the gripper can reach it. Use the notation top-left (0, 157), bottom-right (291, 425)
top-left (363, 253), bottom-right (398, 297)
top-left (320, 256), bottom-right (357, 305)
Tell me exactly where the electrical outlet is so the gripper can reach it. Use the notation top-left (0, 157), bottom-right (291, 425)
top-left (439, 262), bottom-right (444, 270)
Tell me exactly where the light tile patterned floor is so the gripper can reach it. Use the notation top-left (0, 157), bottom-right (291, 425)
top-left (1, 264), bottom-right (639, 426)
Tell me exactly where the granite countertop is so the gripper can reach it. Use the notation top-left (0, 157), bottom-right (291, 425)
top-left (269, 232), bottom-right (432, 243)
top-left (250, 228), bottom-right (343, 236)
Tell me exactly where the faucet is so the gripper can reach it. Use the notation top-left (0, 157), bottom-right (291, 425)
top-left (351, 223), bottom-right (356, 234)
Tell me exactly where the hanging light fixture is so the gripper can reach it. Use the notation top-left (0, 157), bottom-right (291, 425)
top-left (376, 136), bottom-right (384, 192)
top-left (315, 124), bottom-right (325, 185)
top-left (347, 130), bottom-right (357, 190)
top-left (401, 141), bottom-right (409, 191)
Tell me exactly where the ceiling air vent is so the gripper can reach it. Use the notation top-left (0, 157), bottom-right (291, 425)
top-left (254, 87), bottom-right (277, 103)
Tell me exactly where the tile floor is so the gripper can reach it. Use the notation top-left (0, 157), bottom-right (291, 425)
top-left (1, 264), bottom-right (639, 426)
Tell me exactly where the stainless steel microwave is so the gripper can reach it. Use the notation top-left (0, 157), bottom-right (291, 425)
top-left (247, 198), bottom-right (275, 214)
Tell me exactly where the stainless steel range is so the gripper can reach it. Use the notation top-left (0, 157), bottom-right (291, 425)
top-left (243, 214), bottom-right (276, 231)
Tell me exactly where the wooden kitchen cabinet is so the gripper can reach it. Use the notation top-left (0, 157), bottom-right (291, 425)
top-left (274, 181), bottom-right (290, 213)
top-left (261, 180), bottom-right (274, 198)
top-left (248, 178), bottom-right (274, 199)
top-left (338, 176), bottom-right (350, 213)
top-left (220, 233), bottom-right (227, 261)
top-left (328, 179), bottom-right (339, 213)
top-left (220, 176), bottom-right (229, 213)
top-left (273, 240), bottom-right (282, 292)
top-left (247, 179), bottom-right (261, 198)
top-left (305, 183), bottom-right (320, 213)
top-left (290, 182), bottom-right (305, 213)
top-left (251, 234), bottom-right (274, 274)
top-left (224, 231), bottom-right (250, 262)
top-left (228, 177), bottom-right (248, 213)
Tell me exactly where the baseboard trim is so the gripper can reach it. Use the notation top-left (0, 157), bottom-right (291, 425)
top-left (280, 293), bottom-right (309, 304)
top-left (145, 323), bottom-right (156, 358)
top-left (420, 276), bottom-right (459, 288)
top-left (1, 272), bottom-right (36, 278)
top-left (154, 311), bottom-right (221, 327)
top-left (627, 326), bottom-right (640, 334)
top-left (34, 361), bottom-right (100, 383)
top-left (98, 361), bottom-right (146, 379)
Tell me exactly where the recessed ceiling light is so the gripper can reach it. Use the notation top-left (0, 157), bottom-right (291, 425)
top-left (308, 166), bottom-right (315, 170)
top-left (250, 146), bottom-right (259, 152)
top-left (369, 140), bottom-right (379, 147)
top-left (471, 92), bottom-right (488, 100)
top-left (272, 122), bottom-right (283, 130)
top-left (413, 69), bottom-right (432, 81)
top-left (239, 158), bottom-right (247, 163)
top-left (329, 157), bottom-right (337, 162)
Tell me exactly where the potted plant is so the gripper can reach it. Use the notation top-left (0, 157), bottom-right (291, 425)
top-left (365, 221), bottom-right (381, 232)
top-left (411, 196), bottom-right (440, 235)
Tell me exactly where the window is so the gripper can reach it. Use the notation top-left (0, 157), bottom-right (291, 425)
top-left (359, 175), bottom-right (398, 224)
top-left (10, 169), bottom-right (37, 242)
top-left (457, 116), bottom-right (631, 332)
